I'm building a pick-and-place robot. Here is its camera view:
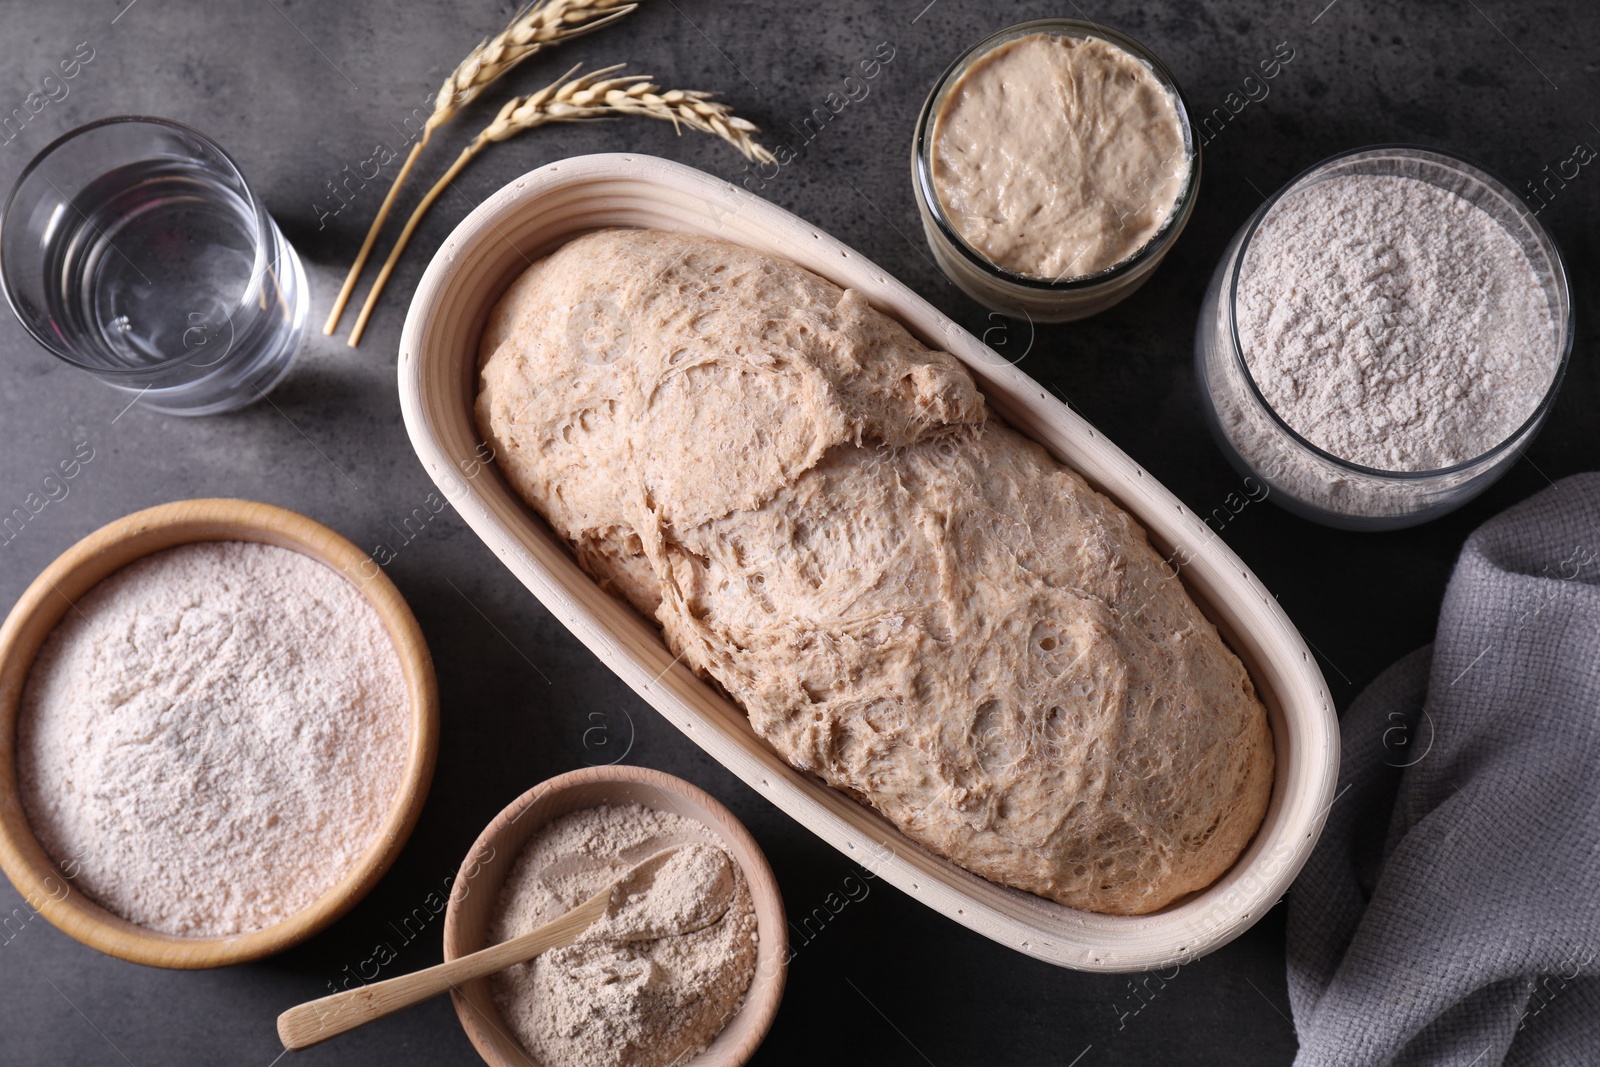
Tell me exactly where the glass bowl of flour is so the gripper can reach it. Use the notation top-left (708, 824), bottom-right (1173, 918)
top-left (1196, 145), bottom-right (1573, 530)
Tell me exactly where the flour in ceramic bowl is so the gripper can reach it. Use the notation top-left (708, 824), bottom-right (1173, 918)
top-left (16, 541), bottom-right (410, 938)
top-left (488, 804), bottom-right (758, 1067)
top-left (1235, 173), bottom-right (1557, 472)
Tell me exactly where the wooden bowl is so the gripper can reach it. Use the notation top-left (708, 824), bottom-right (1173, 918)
top-left (399, 154), bottom-right (1340, 972)
top-left (0, 498), bottom-right (439, 968)
top-left (443, 765), bottom-right (786, 1067)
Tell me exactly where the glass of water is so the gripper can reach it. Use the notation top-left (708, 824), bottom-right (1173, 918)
top-left (1, 116), bottom-right (307, 416)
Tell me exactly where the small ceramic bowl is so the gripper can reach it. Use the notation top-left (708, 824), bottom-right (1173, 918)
top-left (0, 498), bottom-right (438, 968)
top-left (443, 765), bottom-right (787, 1067)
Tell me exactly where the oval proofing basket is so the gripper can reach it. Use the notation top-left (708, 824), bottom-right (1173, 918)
top-left (398, 153), bottom-right (1339, 972)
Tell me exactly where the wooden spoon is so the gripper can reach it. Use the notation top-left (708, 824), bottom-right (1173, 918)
top-left (276, 846), bottom-right (721, 1051)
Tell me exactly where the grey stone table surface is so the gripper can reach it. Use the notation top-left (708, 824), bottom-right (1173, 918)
top-left (0, 0), bottom-right (1596, 1063)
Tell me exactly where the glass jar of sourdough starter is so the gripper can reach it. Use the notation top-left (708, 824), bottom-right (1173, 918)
top-left (912, 19), bottom-right (1200, 322)
top-left (1195, 146), bottom-right (1573, 530)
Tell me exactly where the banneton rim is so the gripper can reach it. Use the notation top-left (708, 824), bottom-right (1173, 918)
top-left (911, 18), bottom-right (1201, 320)
top-left (1200, 144), bottom-right (1573, 529)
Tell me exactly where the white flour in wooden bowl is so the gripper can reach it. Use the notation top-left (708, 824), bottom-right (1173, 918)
top-left (16, 541), bottom-right (409, 937)
top-left (1236, 173), bottom-right (1557, 472)
top-left (488, 804), bottom-right (758, 1067)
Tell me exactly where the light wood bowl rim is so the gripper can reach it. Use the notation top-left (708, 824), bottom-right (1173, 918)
top-left (0, 498), bottom-right (439, 969)
top-left (398, 153), bottom-right (1341, 972)
top-left (442, 765), bottom-right (787, 1067)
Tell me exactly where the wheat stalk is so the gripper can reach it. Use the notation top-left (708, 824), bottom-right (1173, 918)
top-left (346, 65), bottom-right (775, 347)
top-left (322, 0), bottom-right (639, 336)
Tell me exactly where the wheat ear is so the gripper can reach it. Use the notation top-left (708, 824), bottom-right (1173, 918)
top-left (346, 65), bottom-right (775, 347)
top-left (322, 0), bottom-right (639, 335)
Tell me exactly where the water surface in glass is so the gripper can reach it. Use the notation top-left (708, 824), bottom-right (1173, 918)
top-left (2, 117), bottom-right (305, 415)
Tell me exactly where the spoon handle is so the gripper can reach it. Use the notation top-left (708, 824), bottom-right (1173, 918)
top-left (276, 887), bottom-right (610, 1050)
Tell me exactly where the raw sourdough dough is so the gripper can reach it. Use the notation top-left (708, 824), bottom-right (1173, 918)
top-left (930, 33), bottom-right (1189, 280)
top-left (477, 229), bottom-right (1273, 915)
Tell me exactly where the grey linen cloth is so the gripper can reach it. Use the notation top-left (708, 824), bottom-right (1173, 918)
top-left (1287, 474), bottom-right (1600, 1066)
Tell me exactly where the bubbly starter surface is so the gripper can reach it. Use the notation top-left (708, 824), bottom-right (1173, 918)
top-left (930, 33), bottom-right (1188, 280)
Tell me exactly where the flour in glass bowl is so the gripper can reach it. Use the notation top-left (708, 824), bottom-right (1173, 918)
top-left (1235, 173), bottom-right (1557, 472)
top-left (16, 541), bottom-right (410, 938)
